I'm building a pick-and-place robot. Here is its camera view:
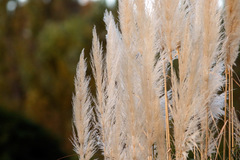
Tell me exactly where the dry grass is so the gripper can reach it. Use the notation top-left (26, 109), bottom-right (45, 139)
top-left (72, 0), bottom-right (240, 159)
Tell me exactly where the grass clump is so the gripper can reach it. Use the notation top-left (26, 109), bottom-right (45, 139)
top-left (72, 0), bottom-right (240, 159)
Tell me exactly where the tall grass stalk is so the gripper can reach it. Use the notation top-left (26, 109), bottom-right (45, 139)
top-left (72, 0), bottom-right (240, 159)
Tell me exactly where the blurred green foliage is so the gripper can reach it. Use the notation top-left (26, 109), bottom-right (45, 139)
top-left (0, 0), bottom-right (117, 157)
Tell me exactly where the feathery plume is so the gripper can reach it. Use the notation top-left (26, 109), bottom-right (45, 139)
top-left (72, 51), bottom-right (96, 160)
top-left (224, 0), bottom-right (240, 67)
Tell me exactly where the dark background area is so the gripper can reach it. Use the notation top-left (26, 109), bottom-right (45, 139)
top-left (0, 0), bottom-right (117, 159)
top-left (0, 0), bottom-right (239, 160)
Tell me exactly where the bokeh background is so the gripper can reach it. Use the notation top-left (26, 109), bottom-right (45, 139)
top-left (0, 0), bottom-right (239, 160)
top-left (0, 0), bottom-right (117, 159)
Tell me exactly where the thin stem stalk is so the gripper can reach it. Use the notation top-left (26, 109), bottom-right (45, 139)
top-left (223, 68), bottom-right (228, 160)
top-left (163, 62), bottom-right (171, 160)
top-left (231, 69), bottom-right (234, 151)
top-left (228, 69), bottom-right (231, 160)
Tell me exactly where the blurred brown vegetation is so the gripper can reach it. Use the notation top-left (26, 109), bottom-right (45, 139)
top-left (0, 0), bottom-right (117, 158)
